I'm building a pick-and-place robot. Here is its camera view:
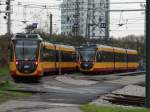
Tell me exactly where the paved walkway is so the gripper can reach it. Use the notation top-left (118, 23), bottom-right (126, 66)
top-left (32, 107), bottom-right (82, 112)
top-left (105, 75), bottom-right (145, 85)
top-left (0, 74), bottom-right (144, 112)
top-left (0, 100), bottom-right (81, 112)
top-left (56, 76), bottom-right (98, 86)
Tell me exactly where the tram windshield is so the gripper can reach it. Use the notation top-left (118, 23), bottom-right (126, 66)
top-left (15, 40), bottom-right (39, 60)
top-left (79, 48), bottom-right (96, 62)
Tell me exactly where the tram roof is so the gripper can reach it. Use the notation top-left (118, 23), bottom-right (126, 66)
top-left (126, 49), bottom-right (138, 54)
top-left (42, 42), bottom-right (75, 52)
top-left (55, 44), bottom-right (76, 52)
top-left (79, 44), bottom-right (137, 54)
top-left (12, 33), bottom-right (43, 41)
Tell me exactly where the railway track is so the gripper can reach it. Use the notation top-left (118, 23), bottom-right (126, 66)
top-left (72, 71), bottom-right (145, 77)
top-left (114, 71), bottom-right (145, 76)
top-left (69, 71), bottom-right (145, 82)
top-left (104, 93), bottom-right (145, 107)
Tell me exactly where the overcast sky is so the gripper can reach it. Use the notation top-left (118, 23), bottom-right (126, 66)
top-left (110, 0), bottom-right (145, 37)
top-left (0, 0), bottom-right (146, 37)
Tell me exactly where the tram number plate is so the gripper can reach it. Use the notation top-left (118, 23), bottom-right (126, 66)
top-left (24, 65), bottom-right (30, 69)
top-left (84, 64), bottom-right (88, 67)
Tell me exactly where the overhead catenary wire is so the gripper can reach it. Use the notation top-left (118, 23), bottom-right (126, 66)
top-left (0, 0), bottom-right (145, 35)
top-left (11, 1), bottom-right (146, 10)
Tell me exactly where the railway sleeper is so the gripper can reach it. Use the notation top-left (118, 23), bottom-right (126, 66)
top-left (103, 98), bottom-right (144, 106)
top-left (107, 95), bottom-right (145, 102)
top-left (112, 93), bottom-right (145, 99)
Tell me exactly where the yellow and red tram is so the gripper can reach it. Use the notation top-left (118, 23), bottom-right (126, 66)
top-left (41, 42), bottom-right (77, 74)
top-left (78, 44), bottom-right (139, 73)
top-left (9, 33), bottom-right (77, 82)
top-left (9, 33), bottom-right (139, 82)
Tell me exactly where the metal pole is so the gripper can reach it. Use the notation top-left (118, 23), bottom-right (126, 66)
top-left (146, 0), bottom-right (150, 108)
top-left (92, 0), bottom-right (95, 39)
top-left (50, 13), bottom-right (52, 37)
top-left (74, 0), bottom-right (79, 37)
top-left (105, 0), bottom-right (110, 38)
top-left (85, 0), bottom-right (91, 38)
top-left (7, 0), bottom-right (11, 35)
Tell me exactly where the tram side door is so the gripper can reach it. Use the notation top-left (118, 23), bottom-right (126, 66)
top-left (55, 46), bottom-right (62, 75)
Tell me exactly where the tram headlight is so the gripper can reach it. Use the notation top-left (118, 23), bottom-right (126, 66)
top-left (34, 61), bottom-right (38, 65)
top-left (15, 60), bottom-right (19, 65)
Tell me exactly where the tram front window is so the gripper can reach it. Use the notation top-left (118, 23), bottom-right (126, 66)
top-left (15, 40), bottom-right (39, 61)
top-left (79, 50), bottom-right (96, 62)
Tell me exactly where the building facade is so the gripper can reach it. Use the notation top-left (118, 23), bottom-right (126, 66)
top-left (61, 0), bottom-right (109, 38)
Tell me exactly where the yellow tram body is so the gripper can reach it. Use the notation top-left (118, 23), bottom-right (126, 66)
top-left (9, 33), bottom-right (77, 81)
top-left (78, 44), bottom-right (139, 73)
top-left (41, 42), bottom-right (77, 74)
top-left (127, 49), bottom-right (139, 70)
top-left (93, 45), bottom-right (115, 72)
top-left (9, 33), bottom-right (139, 82)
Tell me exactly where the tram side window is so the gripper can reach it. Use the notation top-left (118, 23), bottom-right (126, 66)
top-left (42, 48), bottom-right (56, 62)
top-left (72, 53), bottom-right (77, 62)
top-left (48, 50), bottom-right (56, 62)
top-left (115, 53), bottom-right (127, 62)
top-left (127, 54), bottom-right (138, 62)
top-left (61, 51), bottom-right (76, 62)
top-left (55, 50), bottom-right (59, 62)
top-left (101, 51), bottom-right (114, 62)
top-left (121, 53), bottom-right (127, 62)
top-left (96, 51), bottom-right (102, 62)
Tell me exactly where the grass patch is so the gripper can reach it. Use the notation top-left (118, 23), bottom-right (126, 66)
top-left (80, 104), bottom-right (150, 112)
top-left (0, 81), bottom-right (19, 90)
top-left (0, 81), bottom-right (32, 103)
top-left (0, 67), bottom-right (32, 103)
top-left (0, 90), bottom-right (31, 103)
top-left (0, 67), bottom-right (9, 76)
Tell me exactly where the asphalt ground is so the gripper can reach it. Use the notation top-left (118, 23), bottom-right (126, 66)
top-left (0, 73), bottom-right (145, 112)
top-left (18, 76), bottom-right (123, 104)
